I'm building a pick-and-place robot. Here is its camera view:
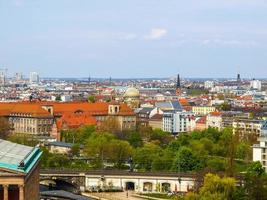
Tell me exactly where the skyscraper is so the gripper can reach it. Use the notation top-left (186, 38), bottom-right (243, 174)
top-left (29, 72), bottom-right (39, 84)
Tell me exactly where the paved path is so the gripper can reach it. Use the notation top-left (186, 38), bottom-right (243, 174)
top-left (83, 191), bottom-right (143, 200)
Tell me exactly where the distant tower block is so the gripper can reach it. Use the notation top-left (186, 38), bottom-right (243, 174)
top-left (176, 74), bottom-right (182, 96)
top-left (236, 74), bottom-right (241, 83)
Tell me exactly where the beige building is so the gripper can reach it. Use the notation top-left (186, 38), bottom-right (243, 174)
top-left (149, 114), bottom-right (163, 130)
top-left (0, 139), bottom-right (42, 200)
top-left (192, 106), bottom-right (216, 116)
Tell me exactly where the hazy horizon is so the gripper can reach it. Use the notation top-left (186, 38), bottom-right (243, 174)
top-left (1, 0), bottom-right (267, 78)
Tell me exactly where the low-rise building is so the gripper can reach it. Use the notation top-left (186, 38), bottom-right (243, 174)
top-left (192, 106), bottom-right (216, 116)
top-left (163, 111), bottom-right (195, 134)
top-left (253, 137), bottom-right (267, 172)
top-left (206, 111), bottom-right (223, 130)
top-left (233, 119), bottom-right (267, 139)
top-left (149, 114), bottom-right (163, 130)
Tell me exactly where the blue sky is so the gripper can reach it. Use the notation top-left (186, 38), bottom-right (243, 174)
top-left (0, 0), bottom-right (267, 78)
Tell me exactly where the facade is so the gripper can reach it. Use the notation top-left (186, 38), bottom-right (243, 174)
top-left (206, 111), bottom-right (223, 130)
top-left (163, 111), bottom-right (195, 134)
top-left (0, 101), bottom-right (136, 141)
top-left (204, 81), bottom-right (215, 89)
top-left (85, 172), bottom-right (194, 193)
top-left (192, 106), bottom-right (216, 116)
top-left (29, 72), bottom-right (39, 84)
top-left (233, 119), bottom-right (267, 139)
top-left (149, 114), bottom-right (163, 130)
top-left (0, 139), bottom-right (42, 200)
top-left (135, 107), bottom-right (163, 127)
top-left (253, 137), bottom-right (267, 172)
top-left (250, 79), bottom-right (262, 91)
top-left (195, 116), bottom-right (207, 131)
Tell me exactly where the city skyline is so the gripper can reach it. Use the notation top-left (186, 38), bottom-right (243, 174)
top-left (1, 0), bottom-right (267, 78)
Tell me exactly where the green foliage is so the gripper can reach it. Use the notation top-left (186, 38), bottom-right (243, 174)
top-left (61, 125), bottom-right (95, 144)
top-left (55, 95), bottom-right (61, 101)
top-left (243, 162), bottom-right (267, 200)
top-left (8, 133), bottom-right (38, 146)
top-left (187, 89), bottom-right (209, 96)
top-left (173, 147), bottom-right (204, 172)
top-left (124, 131), bottom-right (143, 148)
top-left (71, 143), bottom-right (80, 157)
top-left (236, 142), bottom-right (251, 160)
top-left (185, 173), bottom-right (236, 200)
top-left (84, 132), bottom-right (132, 169)
top-left (88, 95), bottom-right (96, 103)
top-left (133, 143), bottom-right (162, 171)
top-left (206, 157), bottom-right (225, 172)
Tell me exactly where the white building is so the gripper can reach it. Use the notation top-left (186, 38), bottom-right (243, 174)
top-left (253, 137), bottom-right (267, 172)
top-left (252, 121), bottom-right (267, 172)
top-left (250, 79), bottom-right (262, 91)
top-left (163, 111), bottom-right (195, 134)
top-left (206, 111), bottom-right (223, 130)
top-left (204, 81), bottom-right (215, 89)
top-left (29, 72), bottom-right (40, 84)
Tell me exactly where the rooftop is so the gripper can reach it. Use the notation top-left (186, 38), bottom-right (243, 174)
top-left (0, 139), bottom-right (42, 174)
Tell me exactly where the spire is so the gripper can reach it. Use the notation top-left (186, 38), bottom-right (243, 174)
top-left (176, 74), bottom-right (181, 89)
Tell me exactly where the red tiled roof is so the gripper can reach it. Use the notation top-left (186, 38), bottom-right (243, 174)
top-left (196, 116), bottom-right (207, 124)
top-left (56, 112), bottom-right (97, 130)
top-left (209, 111), bottom-right (222, 116)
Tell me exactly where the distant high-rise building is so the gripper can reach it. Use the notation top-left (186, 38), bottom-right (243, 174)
top-left (0, 71), bottom-right (5, 85)
top-left (237, 73), bottom-right (241, 85)
top-left (29, 72), bottom-right (39, 84)
top-left (250, 79), bottom-right (262, 91)
top-left (204, 81), bottom-right (215, 89)
top-left (15, 72), bottom-right (23, 82)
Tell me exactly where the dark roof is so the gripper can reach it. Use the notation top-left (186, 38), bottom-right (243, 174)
top-left (49, 142), bottom-right (74, 148)
top-left (137, 107), bottom-right (154, 114)
top-left (40, 190), bottom-right (91, 200)
top-left (150, 114), bottom-right (163, 120)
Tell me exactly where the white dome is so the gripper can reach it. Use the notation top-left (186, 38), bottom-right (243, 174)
top-left (124, 87), bottom-right (140, 97)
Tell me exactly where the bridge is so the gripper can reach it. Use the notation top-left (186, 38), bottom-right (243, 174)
top-left (40, 169), bottom-right (198, 193)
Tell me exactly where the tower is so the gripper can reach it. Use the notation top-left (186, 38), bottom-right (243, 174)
top-left (237, 73), bottom-right (241, 87)
top-left (176, 74), bottom-right (182, 96)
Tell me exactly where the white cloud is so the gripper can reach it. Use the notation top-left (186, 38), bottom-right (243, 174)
top-left (145, 28), bottom-right (167, 40)
top-left (201, 39), bottom-right (258, 47)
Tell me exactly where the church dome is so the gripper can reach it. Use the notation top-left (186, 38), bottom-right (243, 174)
top-left (124, 87), bottom-right (140, 97)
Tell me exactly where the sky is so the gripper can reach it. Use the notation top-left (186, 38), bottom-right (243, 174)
top-left (0, 0), bottom-right (267, 78)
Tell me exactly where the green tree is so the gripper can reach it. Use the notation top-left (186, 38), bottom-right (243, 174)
top-left (173, 146), bottom-right (203, 172)
top-left (133, 143), bottom-right (162, 171)
top-left (0, 117), bottom-right (12, 139)
top-left (185, 173), bottom-right (236, 200)
top-left (109, 139), bottom-right (133, 168)
top-left (84, 133), bottom-right (115, 168)
top-left (88, 95), bottom-right (96, 103)
top-left (55, 95), bottom-right (61, 101)
top-left (71, 144), bottom-right (80, 157)
top-left (244, 162), bottom-right (267, 200)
